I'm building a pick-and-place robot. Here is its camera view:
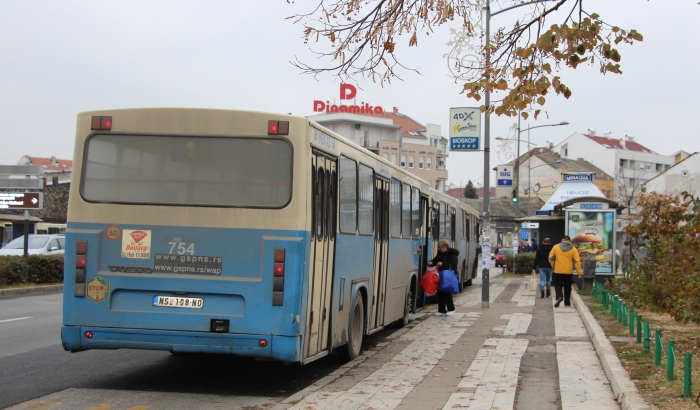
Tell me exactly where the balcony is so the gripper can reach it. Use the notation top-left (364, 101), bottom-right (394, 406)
top-left (436, 148), bottom-right (449, 157)
top-left (362, 141), bottom-right (380, 153)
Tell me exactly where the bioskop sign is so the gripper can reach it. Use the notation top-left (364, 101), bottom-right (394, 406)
top-left (313, 84), bottom-right (384, 114)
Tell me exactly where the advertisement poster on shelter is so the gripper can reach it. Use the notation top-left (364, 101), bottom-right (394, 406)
top-left (565, 210), bottom-right (615, 275)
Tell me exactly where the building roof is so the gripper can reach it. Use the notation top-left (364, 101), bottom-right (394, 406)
top-left (19, 156), bottom-right (73, 173)
top-left (583, 134), bottom-right (655, 154)
top-left (505, 151), bottom-right (613, 180)
top-left (460, 197), bottom-right (543, 219)
top-left (363, 108), bottom-right (428, 139)
top-left (645, 152), bottom-right (699, 183)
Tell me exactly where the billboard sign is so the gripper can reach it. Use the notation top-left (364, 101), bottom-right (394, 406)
top-left (449, 107), bottom-right (481, 151)
top-left (497, 165), bottom-right (513, 186)
top-left (565, 209), bottom-right (616, 275)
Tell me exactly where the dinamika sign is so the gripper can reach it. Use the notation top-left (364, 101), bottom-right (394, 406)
top-left (313, 84), bottom-right (384, 114)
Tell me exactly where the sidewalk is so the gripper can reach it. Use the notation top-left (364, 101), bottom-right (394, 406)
top-left (279, 276), bottom-right (643, 410)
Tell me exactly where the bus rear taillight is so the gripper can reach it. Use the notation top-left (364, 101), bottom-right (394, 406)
top-left (91, 116), bottom-right (112, 131)
top-left (268, 120), bottom-right (289, 135)
top-left (75, 240), bottom-right (87, 297)
top-left (272, 248), bottom-right (285, 306)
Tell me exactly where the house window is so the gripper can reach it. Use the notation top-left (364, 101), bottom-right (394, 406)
top-left (561, 144), bottom-right (568, 157)
top-left (391, 153), bottom-right (397, 165)
top-left (400, 154), bottom-right (406, 168)
top-left (645, 163), bottom-right (652, 171)
top-left (408, 155), bottom-right (414, 168)
top-left (418, 156), bottom-right (424, 169)
top-left (656, 163), bottom-right (664, 172)
top-left (382, 152), bottom-right (389, 161)
top-left (427, 157), bottom-right (432, 170)
top-left (619, 159), bottom-right (628, 169)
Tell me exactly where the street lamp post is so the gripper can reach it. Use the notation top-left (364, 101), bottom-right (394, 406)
top-left (482, 0), bottom-right (558, 308)
top-left (496, 120), bottom-right (568, 246)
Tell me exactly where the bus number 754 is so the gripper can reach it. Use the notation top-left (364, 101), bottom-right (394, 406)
top-left (168, 242), bottom-right (195, 255)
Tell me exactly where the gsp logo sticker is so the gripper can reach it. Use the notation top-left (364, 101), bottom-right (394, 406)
top-left (121, 229), bottom-right (152, 259)
top-left (87, 276), bottom-right (110, 303)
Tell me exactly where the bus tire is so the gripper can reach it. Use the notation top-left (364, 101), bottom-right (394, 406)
top-left (343, 296), bottom-right (364, 361)
top-left (465, 278), bottom-right (473, 287)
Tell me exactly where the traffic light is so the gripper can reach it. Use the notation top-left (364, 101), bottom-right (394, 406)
top-left (512, 189), bottom-right (518, 203)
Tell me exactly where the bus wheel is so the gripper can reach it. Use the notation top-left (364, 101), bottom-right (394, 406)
top-left (465, 278), bottom-right (473, 287)
top-left (344, 296), bottom-right (364, 361)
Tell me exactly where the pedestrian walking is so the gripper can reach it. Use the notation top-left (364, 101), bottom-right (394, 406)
top-left (530, 239), bottom-right (538, 252)
top-left (427, 240), bottom-right (459, 316)
top-left (532, 238), bottom-right (554, 298)
top-left (620, 240), bottom-right (631, 277)
top-left (548, 235), bottom-right (582, 307)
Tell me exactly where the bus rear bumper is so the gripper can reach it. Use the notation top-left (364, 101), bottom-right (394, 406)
top-left (61, 326), bottom-right (300, 362)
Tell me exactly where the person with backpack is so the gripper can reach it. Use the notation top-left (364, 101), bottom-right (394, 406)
top-left (548, 235), bottom-right (582, 307)
top-left (532, 238), bottom-right (553, 298)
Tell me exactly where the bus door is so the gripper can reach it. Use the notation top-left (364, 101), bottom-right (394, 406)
top-left (306, 152), bottom-right (337, 359)
top-left (370, 176), bottom-right (389, 330)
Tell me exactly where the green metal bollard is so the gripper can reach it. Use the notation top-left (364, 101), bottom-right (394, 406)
top-left (644, 321), bottom-right (650, 353)
top-left (668, 340), bottom-right (675, 381)
top-left (636, 315), bottom-right (642, 343)
top-left (655, 329), bottom-right (662, 366)
top-left (684, 354), bottom-right (692, 397)
top-left (622, 303), bottom-right (628, 326)
top-left (613, 296), bottom-right (618, 319)
top-left (629, 307), bottom-right (635, 335)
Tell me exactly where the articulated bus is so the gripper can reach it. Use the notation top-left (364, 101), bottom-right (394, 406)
top-left (61, 108), bottom-right (478, 364)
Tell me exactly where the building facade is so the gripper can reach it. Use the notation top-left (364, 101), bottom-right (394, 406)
top-left (308, 108), bottom-right (449, 191)
top-left (644, 152), bottom-right (700, 197)
top-left (551, 132), bottom-right (675, 196)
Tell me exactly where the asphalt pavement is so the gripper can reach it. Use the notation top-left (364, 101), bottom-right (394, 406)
top-left (2, 268), bottom-right (648, 410)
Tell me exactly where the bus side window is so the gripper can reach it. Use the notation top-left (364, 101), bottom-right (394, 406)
top-left (390, 179), bottom-right (401, 238)
top-left (401, 183), bottom-right (411, 239)
top-left (339, 156), bottom-right (357, 234)
top-left (317, 167), bottom-right (325, 240)
top-left (411, 188), bottom-right (420, 238)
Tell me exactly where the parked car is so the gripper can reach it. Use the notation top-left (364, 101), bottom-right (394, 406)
top-left (0, 234), bottom-right (65, 256)
top-left (495, 249), bottom-right (514, 268)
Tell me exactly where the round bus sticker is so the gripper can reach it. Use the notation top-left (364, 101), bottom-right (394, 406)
top-left (87, 276), bottom-right (110, 303)
top-left (105, 225), bottom-right (121, 241)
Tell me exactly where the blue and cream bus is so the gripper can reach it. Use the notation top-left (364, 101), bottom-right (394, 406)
top-left (61, 108), bottom-right (478, 364)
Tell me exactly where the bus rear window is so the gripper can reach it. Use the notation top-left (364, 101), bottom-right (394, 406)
top-left (81, 134), bottom-right (293, 208)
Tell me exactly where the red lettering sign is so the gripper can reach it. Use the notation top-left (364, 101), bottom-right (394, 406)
top-left (340, 84), bottom-right (356, 100)
top-left (313, 85), bottom-right (384, 114)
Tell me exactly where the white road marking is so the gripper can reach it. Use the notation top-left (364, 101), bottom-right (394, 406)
top-left (442, 338), bottom-right (529, 410)
top-left (503, 313), bottom-right (532, 336)
top-left (552, 298), bottom-right (588, 338)
top-left (291, 313), bottom-right (474, 410)
top-left (0, 316), bottom-right (32, 323)
top-left (510, 283), bottom-right (537, 306)
top-left (557, 341), bottom-right (620, 409)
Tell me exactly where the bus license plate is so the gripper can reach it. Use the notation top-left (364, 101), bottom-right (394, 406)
top-left (153, 296), bottom-right (204, 309)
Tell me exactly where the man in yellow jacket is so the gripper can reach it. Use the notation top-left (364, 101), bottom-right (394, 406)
top-left (549, 235), bottom-right (583, 308)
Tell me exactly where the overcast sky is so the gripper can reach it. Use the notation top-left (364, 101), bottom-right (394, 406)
top-left (1, 1), bottom-right (698, 187)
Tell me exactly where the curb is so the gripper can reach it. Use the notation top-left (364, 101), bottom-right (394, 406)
top-left (0, 284), bottom-right (63, 298)
top-left (572, 289), bottom-right (651, 410)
